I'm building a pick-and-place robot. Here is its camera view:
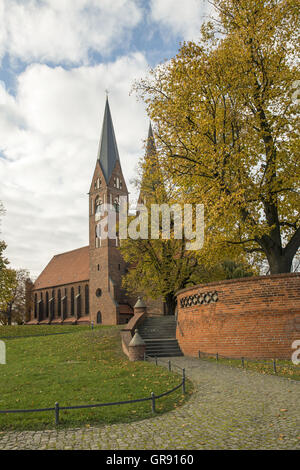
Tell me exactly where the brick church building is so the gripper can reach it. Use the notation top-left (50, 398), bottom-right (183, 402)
top-left (27, 98), bottom-right (165, 326)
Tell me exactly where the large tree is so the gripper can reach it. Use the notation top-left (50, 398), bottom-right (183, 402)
top-left (134, 0), bottom-right (300, 274)
top-left (0, 203), bottom-right (17, 318)
top-left (120, 133), bottom-right (255, 314)
top-left (0, 269), bottom-right (30, 325)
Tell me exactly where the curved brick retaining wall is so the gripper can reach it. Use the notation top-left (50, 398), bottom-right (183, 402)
top-left (176, 273), bottom-right (300, 359)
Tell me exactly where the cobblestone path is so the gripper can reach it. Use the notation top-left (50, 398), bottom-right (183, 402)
top-left (0, 357), bottom-right (299, 450)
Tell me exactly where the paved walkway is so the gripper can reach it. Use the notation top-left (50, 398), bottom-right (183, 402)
top-left (0, 357), bottom-right (299, 450)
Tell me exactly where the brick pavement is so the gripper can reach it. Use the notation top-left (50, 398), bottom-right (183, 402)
top-left (0, 357), bottom-right (299, 450)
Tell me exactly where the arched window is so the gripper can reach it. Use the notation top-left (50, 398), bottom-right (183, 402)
top-left (34, 294), bottom-right (37, 318)
top-left (114, 198), bottom-right (119, 213)
top-left (95, 225), bottom-right (101, 248)
top-left (76, 292), bottom-right (81, 318)
top-left (39, 292), bottom-right (44, 320)
top-left (62, 288), bottom-right (67, 318)
top-left (57, 289), bottom-right (61, 317)
top-left (95, 197), bottom-right (103, 215)
top-left (52, 290), bottom-right (55, 318)
top-left (45, 292), bottom-right (49, 318)
top-left (71, 288), bottom-right (75, 316)
top-left (85, 285), bottom-right (89, 315)
top-left (97, 311), bottom-right (102, 324)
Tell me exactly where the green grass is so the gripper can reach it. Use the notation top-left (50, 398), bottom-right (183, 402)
top-left (0, 326), bottom-right (192, 431)
top-left (199, 355), bottom-right (300, 381)
top-left (0, 324), bottom-right (92, 338)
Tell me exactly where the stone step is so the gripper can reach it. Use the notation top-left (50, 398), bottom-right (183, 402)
top-left (139, 316), bottom-right (182, 358)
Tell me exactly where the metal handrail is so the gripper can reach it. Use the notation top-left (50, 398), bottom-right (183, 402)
top-left (197, 350), bottom-right (300, 374)
top-left (0, 357), bottom-right (186, 425)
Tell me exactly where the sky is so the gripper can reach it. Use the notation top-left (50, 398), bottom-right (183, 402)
top-left (0, 0), bottom-right (214, 279)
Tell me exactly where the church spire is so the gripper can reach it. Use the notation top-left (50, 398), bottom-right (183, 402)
top-left (146, 121), bottom-right (156, 159)
top-left (97, 96), bottom-right (120, 183)
top-left (138, 122), bottom-right (165, 205)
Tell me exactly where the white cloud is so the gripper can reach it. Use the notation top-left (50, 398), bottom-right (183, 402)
top-left (0, 53), bottom-right (150, 277)
top-left (150, 0), bottom-right (214, 41)
top-left (0, 0), bottom-right (142, 64)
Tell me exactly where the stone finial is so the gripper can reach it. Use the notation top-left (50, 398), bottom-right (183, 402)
top-left (129, 329), bottom-right (145, 347)
top-left (134, 297), bottom-right (146, 309)
top-left (128, 329), bottom-right (146, 361)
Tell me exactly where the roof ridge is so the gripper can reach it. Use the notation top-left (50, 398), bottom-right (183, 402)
top-left (53, 245), bottom-right (89, 258)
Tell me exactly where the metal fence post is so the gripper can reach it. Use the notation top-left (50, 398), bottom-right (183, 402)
top-left (144, 351), bottom-right (146, 361)
top-left (273, 359), bottom-right (277, 374)
top-left (216, 353), bottom-right (219, 361)
top-left (151, 392), bottom-right (156, 413)
top-left (241, 357), bottom-right (245, 368)
top-left (198, 351), bottom-right (201, 359)
top-left (55, 402), bottom-right (59, 425)
top-left (168, 360), bottom-right (171, 372)
top-left (182, 368), bottom-right (186, 394)
top-left (155, 356), bottom-right (158, 366)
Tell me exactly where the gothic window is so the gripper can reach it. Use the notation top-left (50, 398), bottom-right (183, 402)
top-left (45, 292), bottom-right (49, 318)
top-left (85, 285), bottom-right (89, 315)
top-left (38, 297), bottom-right (44, 321)
top-left (116, 177), bottom-right (120, 189)
top-left (97, 311), bottom-right (102, 324)
top-left (62, 289), bottom-right (67, 318)
top-left (52, 290), bottom-right (55, 318)
top-left (57, 289), bottom-right (61, 317)
top-left (71, 288), bottom-right (75, 316)
top-left (95, 225), bottom-right (101, 248)
top-left (34, 294), bottom-right (37, 318)
top-left (114, 197), bottom-right (119, 213)
top-left (95, 197), bottom-right (103, 223)
top-left (76, 292), bottom-right (81, 318)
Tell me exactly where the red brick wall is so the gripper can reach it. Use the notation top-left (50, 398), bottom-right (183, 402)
top-left (176, 273), bottom-right (300, 359)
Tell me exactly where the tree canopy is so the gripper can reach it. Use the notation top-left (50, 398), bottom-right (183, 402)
top-left (134, 0), bottom-right (300, 274)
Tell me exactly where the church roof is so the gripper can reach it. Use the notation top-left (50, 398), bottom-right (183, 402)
top-left (34, 246), bottom-right (89, 290)
top-left (97, 97), bottom-right (120, 183)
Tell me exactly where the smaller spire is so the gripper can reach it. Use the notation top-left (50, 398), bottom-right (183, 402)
top-left (146, 122), bottom-right (156, 158)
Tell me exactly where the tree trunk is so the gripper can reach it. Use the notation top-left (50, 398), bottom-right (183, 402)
top-left (165, 293), bottom-right (176, 315)
top-left (266, 249), bottom-right (293, 274)
top-left (7, 304), bottom-right (12, 325)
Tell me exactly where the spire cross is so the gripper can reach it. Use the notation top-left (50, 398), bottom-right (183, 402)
top-left (105, 89), bottom-right (109, 97)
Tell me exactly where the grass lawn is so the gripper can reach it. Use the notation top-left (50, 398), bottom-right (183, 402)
top-left (0, 325), bottom-right (192, 431)
top-left (198, 355), bottom-right (300, 381)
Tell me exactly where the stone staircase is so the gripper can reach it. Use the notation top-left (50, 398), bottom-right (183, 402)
top-left (138, 316), bottom-right (183, 357)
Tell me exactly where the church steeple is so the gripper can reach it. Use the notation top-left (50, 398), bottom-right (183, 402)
top-left (146, 122), bottom-right (156, 159)
top-left (97, 96), bottom-right (120, 184)
top-left (138, 122), bottom-right (165, 205)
